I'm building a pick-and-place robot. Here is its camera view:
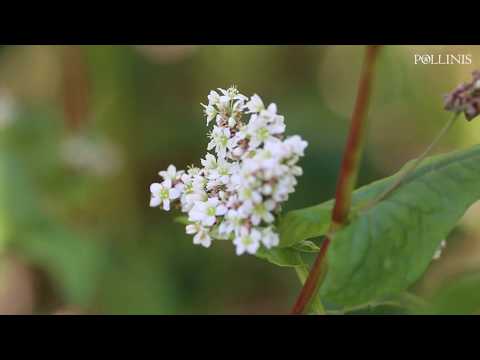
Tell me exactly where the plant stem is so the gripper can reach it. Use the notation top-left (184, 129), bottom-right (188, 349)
top-left (331, 45), bottom-right (381, 228)
top-left (290, 45), bottom-right (381, 315)
top-left (291, 237), bottom-right (330, 314)
top-left (295, 263), bottom-right (326, 314)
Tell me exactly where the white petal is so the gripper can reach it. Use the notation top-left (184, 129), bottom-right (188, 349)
top-left (208, 197), bottom-right (219, 207)
top-left (247, 242), bottom-right (260, 254)
top-left (216, 205), bottom-right (228, 216)
top-left (162, 179), bottom-right (172, 189)
top-left (251, 215), bottom-right (261, 226)
top-left (163, 200), bottom-right (171, 211)
top-left (234, 242), bottom-right (245, 256)
top-left (264, 212), bottom-right (275, 223)
top-left (204, 216), bottom-right (216, 227)
top-left (189, 210), bottom-right (204, 222)
top-left (149, 196), bottom-right (161, 207)
top-left (167, 164), bottom-right (176, 176)
top-left (169, 188), bottom-right (181, 200)
top-left (186, 224), bottom-right (197, 234)
top-left (267, 103), bottom-right (277, 113)
top-left (201, 237), bottom-right (212, 248)
top-left (150, 183), bottom-right (162, 194)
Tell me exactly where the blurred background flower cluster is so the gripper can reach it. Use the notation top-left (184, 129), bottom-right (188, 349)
top-left (1, 45), bottom-right (480, 314)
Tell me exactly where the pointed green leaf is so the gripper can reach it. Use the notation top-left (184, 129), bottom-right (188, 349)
top-left (319, 145), bottom-right (480, 306)
top-left (255, 246), bottom-right (303, 267)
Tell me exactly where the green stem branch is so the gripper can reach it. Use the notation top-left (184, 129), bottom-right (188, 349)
top-left (360, 112), bottom-right (459, 211)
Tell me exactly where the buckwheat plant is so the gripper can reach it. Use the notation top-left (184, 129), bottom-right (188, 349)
top-left (150, 47), bottom-right (480, 315)
top-left (149, 86), bottom-right (307, 255)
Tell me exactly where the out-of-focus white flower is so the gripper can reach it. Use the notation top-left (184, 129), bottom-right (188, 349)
top-left (149, 86), bottom-right (308, 255)
top-left (62, 136), bottom-right (124, 177)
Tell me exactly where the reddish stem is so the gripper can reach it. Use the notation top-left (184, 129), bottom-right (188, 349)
top-left (62, 45), bottom-right (90, 132)
top-left (291, 236), bottom-right (330, 314)
top-left (331, 45), bottom-right (381, 227)
top-left (290, 46), bottom-right (381, 315)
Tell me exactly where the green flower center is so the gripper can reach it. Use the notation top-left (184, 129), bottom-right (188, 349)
top-left (160, 188), bottom-right (169, 199)
top-left (257, 127), bottom-right (270, 141)
top-left (207, 206), bottom-right (216, 217)
top-left (242, 236), bottom-right (253, 246)
top-left (219, 135), bottom-right (228, 147)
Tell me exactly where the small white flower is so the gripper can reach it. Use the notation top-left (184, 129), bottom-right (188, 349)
top-left (186, 223), bottom-right (212, 248)
top-left (238, 185), bottom-right (263, 205)
top-left (192, 174), bottom-right (207, 192)
top-left (218, 86), bottom-right (247, 102)
top-left (159, 165), bottom-right (182, 187)
top-left (285, 135), bottom-right (308, 157)
top-left (234, 228), bottom-right (261, 255)
top-left (207, 90), bottom-right (221, 106)
top-left (218, 209), bottom-right (243, 237)
top-left (208, 126), bottom-right (231, 159)
top-left (259, 103), bottom-right (278, 122)
top-left (181, 190), bottom-right (208, 212)
top-left (150, 182), bottom-right (181, 210)
top-left (202, 104), bottom-right (217, 125)
top-left (267, 115), bottom-right (286, 135)
top-left (228, 117), bottom-right (236, 128)
top-left (194, 230), bottom-right (212, 248)
top-left (247, 115), bottom-right (272, 149)
top-left (246, 94), bottom-right (264, 113)
top-left (232, 99), bottom-right (246, 113)
top-left (188, 197), bottom-right (228, 227)
top-left (201, 153), bottom-right (218, 170)
top-left (237, 201), bottom-right (254, 219)
top-left (261, 227), bottom-right (280, 249)
top-left (186, 222), bottom-right (201, 235)
top-left (251, 201), bottom-right (275, 226)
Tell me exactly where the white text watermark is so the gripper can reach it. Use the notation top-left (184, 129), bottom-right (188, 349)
top-left (414, 54), bottom-right (472, 65)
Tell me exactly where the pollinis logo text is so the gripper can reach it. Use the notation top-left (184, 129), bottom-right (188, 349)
top-left (414, 54), bottom-right (472, 65)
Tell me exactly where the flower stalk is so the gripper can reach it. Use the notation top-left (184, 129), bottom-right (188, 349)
top-left (362, 112), bottom-right (459, 210)
top-left (291, 45), bottom-right (382, 315)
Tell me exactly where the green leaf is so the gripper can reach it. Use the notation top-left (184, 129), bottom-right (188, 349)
top-left (255, 246), bottom-right (303, 267)
top-left (318, 145), bottom-right (480, 307)
top-left (277, 200), bottom-right (332, 247)
top-left (292, 240), bottom-right (322, 253)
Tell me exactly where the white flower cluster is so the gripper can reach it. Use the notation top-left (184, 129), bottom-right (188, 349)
top-left (149, 86), bottom-right (308, 255)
